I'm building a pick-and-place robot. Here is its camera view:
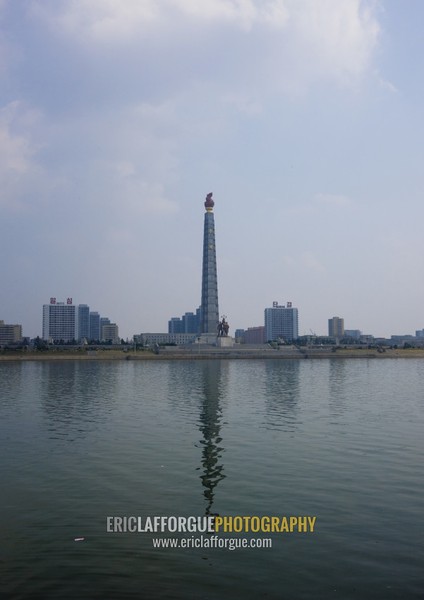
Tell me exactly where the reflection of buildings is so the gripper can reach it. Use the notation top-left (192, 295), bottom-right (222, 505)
top-left (165, 360), bottom-right (226, 514)
top-left (40, 362), bottom-right (118, 439)
top-left (263, 360), bottom-right (300, 432)
top-left (328, 360), bottom-right (349, 422)
top-left (198, 362), bottom-right (226, 515)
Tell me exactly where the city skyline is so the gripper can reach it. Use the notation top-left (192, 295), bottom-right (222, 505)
top-left (1, 2), bottom-right (424, 339)
top-left (41, 297), bottom-right (119, 343)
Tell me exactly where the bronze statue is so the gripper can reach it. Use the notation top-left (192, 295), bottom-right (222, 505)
top-left (217, 316), bottom-right (229, 337)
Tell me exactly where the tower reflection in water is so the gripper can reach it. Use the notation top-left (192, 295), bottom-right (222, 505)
top-left (196, 361), bottom-right (226, 516)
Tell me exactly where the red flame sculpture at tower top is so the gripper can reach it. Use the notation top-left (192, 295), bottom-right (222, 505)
top-left (204, 192), bottom-right (214, 210)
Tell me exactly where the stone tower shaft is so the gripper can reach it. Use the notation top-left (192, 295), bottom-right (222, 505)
top-left (200, 193), bottom-right (219, 335)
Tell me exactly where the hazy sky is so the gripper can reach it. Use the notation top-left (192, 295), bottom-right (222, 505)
top-left (1, 0), bottom-right (423, 339)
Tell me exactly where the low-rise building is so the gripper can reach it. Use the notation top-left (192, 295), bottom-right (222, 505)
top-left (390, 335), bottom-right (415, 345)
top-left (234, 329), bottom-right (245, 343)
top-left (102, 323), bottom-right (120, 344)
top-left (344, 329), bottom-right (362, 340)
top-left (0, 320), bottom-right (23, 345)
top-left (134, 333), bottom-right (197, 346)
top-left (244, 326), bottom-right (265, 344)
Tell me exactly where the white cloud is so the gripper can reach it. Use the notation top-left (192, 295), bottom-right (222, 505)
top-left (281, 193), bottom-right (353, 218)
top-left (108, 171), bottom-right (180, 216)
top-left (301, 251), bottom-right (326, 274)
top-left (31, 0), bottom-right (380, 93)
top-left (20, 96), bottom-right (183, 218)
top-left (0, 101), bottom-right (36, 167)
top-left (282, 251), bottom-right (326, 274)
top-left (287, 0), bottom-right (380, 81)
top-left (314, 193), bottom-right (352, 207)
top-left (378, 76), bottom-right (398, 94)
top-left (32, 0), bottom-right (288, 37)
top-left (0, 102), bottom-right (45, 211)
top-left (220, 92), bottom-right (262, 115)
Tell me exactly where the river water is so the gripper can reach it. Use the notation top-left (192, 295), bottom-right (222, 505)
top-left (1, 358), bottom-right (423, 599)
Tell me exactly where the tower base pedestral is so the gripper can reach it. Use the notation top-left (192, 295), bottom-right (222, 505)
top-left (197, 334), bottom-right (218, 345)
top-left (216, 336), bottom-right (234, 348)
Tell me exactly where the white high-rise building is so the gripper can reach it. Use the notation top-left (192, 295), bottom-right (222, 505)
top-left (42, 298), bottom-right (77, 342)
top-left (264, 301), bottom-right (299, 342)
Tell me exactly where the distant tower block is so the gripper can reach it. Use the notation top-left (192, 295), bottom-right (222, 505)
top-left (200, 192), bottom-right (219, 338)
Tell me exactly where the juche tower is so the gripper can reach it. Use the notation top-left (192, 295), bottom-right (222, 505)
top-left (200, 193), bottom-right (219, 341)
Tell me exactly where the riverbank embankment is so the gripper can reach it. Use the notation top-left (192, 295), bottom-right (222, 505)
top-left (1, 346), bottom-right (424, 361)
